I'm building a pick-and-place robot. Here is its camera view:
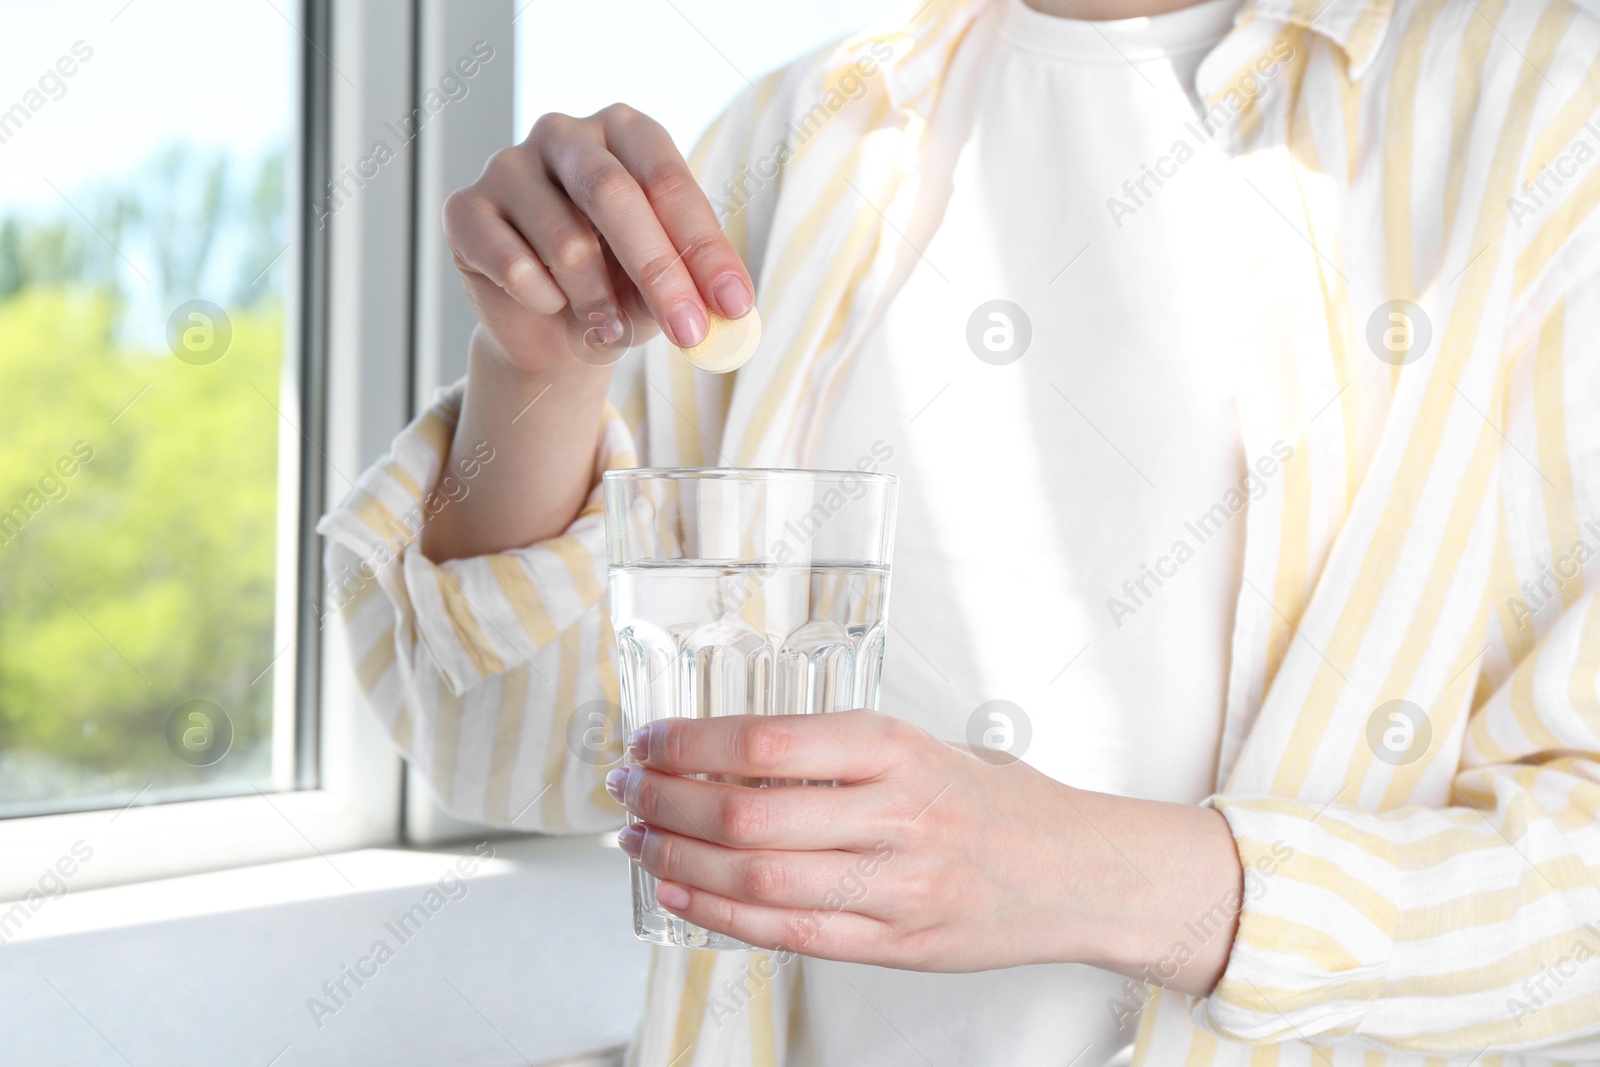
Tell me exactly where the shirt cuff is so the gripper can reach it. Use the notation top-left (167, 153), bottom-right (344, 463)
top-left (1196, 794), bottom-right (1400, 1044)
top-left (316, 379), bottom-right (633, 695)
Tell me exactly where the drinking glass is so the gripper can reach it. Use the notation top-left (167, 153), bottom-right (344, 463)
top-left (602, 467), bottom-right (898, 949)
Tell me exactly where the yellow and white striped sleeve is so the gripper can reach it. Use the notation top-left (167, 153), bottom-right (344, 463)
top-left (315, 378), bottom-right (641, 833)
top-left (1200, 266), bottom-right (1600, 1055)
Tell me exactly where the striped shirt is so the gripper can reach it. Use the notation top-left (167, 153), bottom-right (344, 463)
top-left (318, 0), bottom-right (1600, 1061)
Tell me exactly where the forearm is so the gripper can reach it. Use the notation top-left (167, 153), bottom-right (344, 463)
top-left (422, 326), bottom-right (614, 562)
top-left (1056, 787), bottom-right (1243, 996)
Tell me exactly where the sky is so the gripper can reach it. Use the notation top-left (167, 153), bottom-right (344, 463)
top-left (0, 0), bottom-right (293, 212)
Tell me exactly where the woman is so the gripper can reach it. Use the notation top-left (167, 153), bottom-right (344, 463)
top-left (319, 0), bottom-right (1600, 1061)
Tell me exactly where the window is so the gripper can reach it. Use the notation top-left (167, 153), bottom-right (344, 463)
top-left (0, 1), bottom-right (301, 817)
top-left (0, 1), bottom-right (405, 900)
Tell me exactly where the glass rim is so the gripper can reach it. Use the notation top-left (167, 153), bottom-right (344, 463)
top-left (602, 466), bottom-right (897, 485)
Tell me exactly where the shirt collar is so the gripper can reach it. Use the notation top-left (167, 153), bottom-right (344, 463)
top-left (837, 0), bottom-right (1398, 116)
top-left (832, 0), bottom-right (992, 121)
top-left (1243, 0), bottom-right (1397, 79)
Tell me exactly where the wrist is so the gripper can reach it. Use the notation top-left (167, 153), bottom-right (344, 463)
top-left (422, 326), bottom-right (616, 561)
top-left (1052, 788), bottom-right (1243, 995)
top-left (1046, 785), bottom-right (1160, 969)
top-left (468, 324), bottom-right (615, 397)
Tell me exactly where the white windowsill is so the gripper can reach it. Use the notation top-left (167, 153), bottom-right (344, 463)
top-left (2, 833), bottom-right (650, 1067)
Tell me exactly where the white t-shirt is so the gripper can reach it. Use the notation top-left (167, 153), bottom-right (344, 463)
top-left (808, 0), bottom-right (1251, 1061)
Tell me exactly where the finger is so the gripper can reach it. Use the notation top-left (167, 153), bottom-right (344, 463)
top-left (652, 879), bottom-right (889, 962)
top-left (539, 111), bottom-right (709, 347)
top-left (441, 188), bottom-right (564, 315)
top-left (630, 710), bottom-right (907, 782)
top-left (605, 243), bottom-right (655, 338)
top-left (621, 824), bottom-right (873, 911)
top-left (482, 151), bottom-right (627, 343)
top-left (601, 105), bottom-right (754, 319)
top-left (619, 766), bottom-right (885, 849)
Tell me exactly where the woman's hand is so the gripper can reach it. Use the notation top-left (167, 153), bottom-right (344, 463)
top-left (425, 103), bottom-right (755, 561)
top-left (441, 103), bottom-right (754, 375)
top-left (607, 711), bottom-right (1244, 990)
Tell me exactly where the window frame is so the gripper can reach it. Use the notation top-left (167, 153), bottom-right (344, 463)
top-left (0, 0), bottom-right (451, 899)
top-left (402, 0), bottom-right (519, 847)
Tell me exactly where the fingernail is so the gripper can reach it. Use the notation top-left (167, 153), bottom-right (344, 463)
top-left (583, 304), bottom-right (625, 346)
top-left (657, 882), bottom-right (691, 910)
top-left (616, 824), bottom-right (644, 857)
top-left (605, 767), bottom-right (628, 802)
top-left (712, 274), bottom-right (753, 319)
top-left (627, 727), bottom-right (650, 762)
top-left (506, 258), bottom-right (538, 302)
top-left (667, 301), bottom-right (707, 348)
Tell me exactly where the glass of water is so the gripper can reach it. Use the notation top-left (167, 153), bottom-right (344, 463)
top-left (602, 467), bottom-right (898, 950)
